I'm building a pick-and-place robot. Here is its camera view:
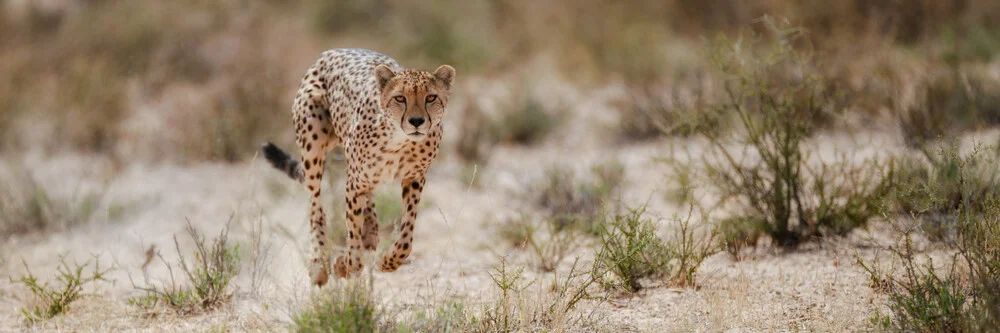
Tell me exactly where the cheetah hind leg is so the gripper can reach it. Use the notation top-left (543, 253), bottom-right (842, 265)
top-left (294, 96), bottom-right (337, 286)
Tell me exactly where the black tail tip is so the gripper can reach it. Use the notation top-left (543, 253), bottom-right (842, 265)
top-left (261, 142), bottom-right (289, 166)
top-left (261, 141), bottom-right (278, 153)
top-left (261, 142), bottom-right (304, 182)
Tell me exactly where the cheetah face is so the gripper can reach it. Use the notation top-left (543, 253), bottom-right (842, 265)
top-left (375, 64), bottom-right (455, 141)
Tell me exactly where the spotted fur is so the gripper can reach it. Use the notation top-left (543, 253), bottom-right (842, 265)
top-left (262, 48), bottom-right (455, 286)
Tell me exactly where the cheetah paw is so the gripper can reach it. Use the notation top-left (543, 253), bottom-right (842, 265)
top-left (334, 256), bottom-right (350, 278)
top-left (380, 256), bottom-right (410, 272)
top-left (334, 255), bottom-right (364, 278)
top-left (310, 260), bottom-right (329, 287)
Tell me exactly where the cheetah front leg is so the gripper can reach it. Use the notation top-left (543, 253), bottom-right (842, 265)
top-left (362, 192), bottom-right (380, 251)
top-left (334, 179), bottom-right (368, 278)
top-left (380, 176), bottom-right (425, 272)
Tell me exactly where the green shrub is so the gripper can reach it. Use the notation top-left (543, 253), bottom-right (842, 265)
top-left (892, 142), bottom-right (1000, 242)
top-left (697, 25), bottom-right (896, 248)
top-left (593, 207), bottom-right (669, 293)
top-left (546, 258), bottom-right (597, 324)
top-left (861, 141), bottom-right (1000, 331)
top-left (524, 219), bottom-right (580, 273)
top-left (859, 197), bottom-right (1000, 332)
top-left (884, 264), bottom-right (971, 332)
top-left (11, 255), bottom-right (112, 323)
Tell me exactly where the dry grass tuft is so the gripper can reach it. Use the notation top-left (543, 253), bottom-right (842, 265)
top-left (390, 301), bottom-right (469, 333)
top-left (717, 216), bottom-right (765, 260)
top-left (129, 218), bottom-right (240, 315)
top-left (247, 216), bottom-right (274, 298)
top-left (293, 277), bottom-right (471, 332)
top-left (667, 209), bottom-right (719, 288)
top-left (473, 257), bottom-right (596, 332)
top-left (497, 215), bottom-right (582, 272)
top-left (11, 255), bottom-right (112, 324)
top-left (293, 280), bottom-right (380, 333)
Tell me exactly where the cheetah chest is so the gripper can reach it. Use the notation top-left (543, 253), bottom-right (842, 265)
top-left (367, 139), bottom-right (425, 186)
top-left (370, 151), bottom-right (408, 185)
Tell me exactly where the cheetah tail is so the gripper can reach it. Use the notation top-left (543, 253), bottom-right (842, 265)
top-left (261, 142), bottom-right (304, 183)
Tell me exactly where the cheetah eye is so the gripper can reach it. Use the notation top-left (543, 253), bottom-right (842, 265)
top-left (394, 96), bottom-right (406, 103)
top-left (425, 95), bottom-right (437, 103)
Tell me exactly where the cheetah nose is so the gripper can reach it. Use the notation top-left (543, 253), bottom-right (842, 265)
top-left (408, 117), bottom-right (425, 127)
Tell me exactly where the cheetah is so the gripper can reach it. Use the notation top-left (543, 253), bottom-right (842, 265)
top-left (261, 48), bottom-right (455, 286)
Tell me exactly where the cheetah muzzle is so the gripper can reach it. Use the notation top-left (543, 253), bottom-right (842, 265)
top-left (261, 48), bottom-right (454, 286)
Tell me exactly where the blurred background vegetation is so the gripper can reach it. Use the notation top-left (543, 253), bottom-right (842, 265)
top-left (2, 2), bottom-right (1000, 329)
top-left (0, 0), bottom-right (998, 163)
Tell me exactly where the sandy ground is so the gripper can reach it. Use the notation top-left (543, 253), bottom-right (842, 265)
top-left (0, 81), bottom-right (913, 332)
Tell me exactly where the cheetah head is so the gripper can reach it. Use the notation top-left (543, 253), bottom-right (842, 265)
top-left (375, 64), bottom-right (455, 141)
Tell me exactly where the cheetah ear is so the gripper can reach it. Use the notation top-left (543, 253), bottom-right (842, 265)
top-left (374, 64), bottom-right (396, 92)
top-left (433, 65), bottom-right (455, 89)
